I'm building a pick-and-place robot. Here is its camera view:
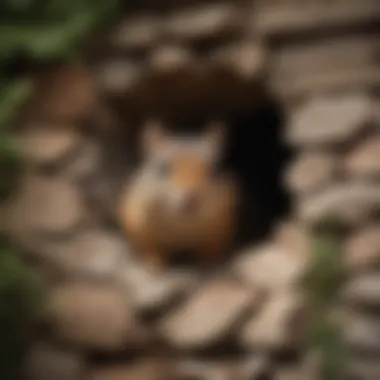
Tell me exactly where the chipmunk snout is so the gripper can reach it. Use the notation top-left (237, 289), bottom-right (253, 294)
top-left (174, 189), bottom-right (201, 214)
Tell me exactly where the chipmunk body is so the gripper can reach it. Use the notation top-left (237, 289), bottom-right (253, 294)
top-left (118, 120), bottom-right (238, 269)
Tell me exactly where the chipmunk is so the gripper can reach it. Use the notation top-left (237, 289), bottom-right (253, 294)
top-left (118, 119), bottom-right (239, 270)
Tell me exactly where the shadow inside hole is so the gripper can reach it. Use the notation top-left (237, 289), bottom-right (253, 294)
top-left (225, 99), bottom-right (293, 251)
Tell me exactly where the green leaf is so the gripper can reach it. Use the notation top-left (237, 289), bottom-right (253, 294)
top-left (0, 79), bottom-right (33, 129)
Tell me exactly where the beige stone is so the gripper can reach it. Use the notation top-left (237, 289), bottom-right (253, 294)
top-left (234, 243), bottom-right (307, 291)
top-left (241, 290), bottom-right (307, 350)
top-left (342, 274), bottom-right (380, 307)
top-left (286, 93), bottom-right (374, 146)
top-left (160, 279), bottom-right (254, 349)
top-left (86, 359), bottom-right (172, 380)
top-left (118, 260), bottom-right (197, 313)
top-left (112, 16), bottom-right (162, 50)
top-left (345, 136), bottom-right (380, 178)
top-left (284, 152), bottom-right (339, 195)
top-left (298, 183), bottom-right (380, 226)
top-left (48, 282), bottom-right (138, 350)
top-left (9, 175), bottom-right (86, 235)
top-left (19, 126), bottom-right (82, 167)
top-left (164, 3), bottom-right (239, 41)
top-left (345, 225), bottom-right (380, 271)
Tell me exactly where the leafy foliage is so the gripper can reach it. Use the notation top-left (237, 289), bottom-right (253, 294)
top-left (304, 220), bottom-right (347, 380)
top-left (0, 1), bottom-right (119, 378)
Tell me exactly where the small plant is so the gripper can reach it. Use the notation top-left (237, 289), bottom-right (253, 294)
top-left (0, 1), bottom-right (119, 378)
top-left (305, 219), bottom-right (347, 380)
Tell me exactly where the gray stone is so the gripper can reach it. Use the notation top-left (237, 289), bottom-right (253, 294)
top-left (286, 93), bottom-right (374, 146)
top-left (345, 136), bottom-right (380, 178)
top-left (241, 290), bottom-right (307, 350)
top-left (298, 183), bottom-right (380, 226)
top-left (160, 279), bottom-right (254, 349)
top-left (48, 282), bottom-right (139, 350)
top-left (234, 243), bottom-right (307, 291)
top-left (284, 152), bottom-right (339, 195)
top-left (24, 342), bottom-right (84, 380)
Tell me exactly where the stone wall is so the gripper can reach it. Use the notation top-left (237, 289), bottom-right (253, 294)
top-left (1, 1), bottom-right (380, 379)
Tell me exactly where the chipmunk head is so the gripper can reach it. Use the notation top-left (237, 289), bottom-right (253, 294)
top-left (141, 119), bottom-right (226, 215)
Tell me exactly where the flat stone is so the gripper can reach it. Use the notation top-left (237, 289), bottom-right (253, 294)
top-left (62, 140), bottom-right (100, 181)
top-left (348, 357), bottom-right (380, 380)
top-left (112, 16), bottom-right (162, 50)
top-left (25, 341), bottom-right (84, 380)
top-left (342, 274), bottom-right (380, 307)
top-left (298, 183), bottom-right (380, 226)
top-left (234, 243), bottom-right (307, 291)
top-left (345, 136), bottom-right (380, 178)
top-left (343, 311), bottom-right (380, 352)
top-left (273, 220), bottom-right (311, 262)
top-left (345, 225), bottom-right (380, 272)
top-left (160, 279), bottom-right (254, 349)
top-left (9, 175), bottom-right (86, 236)
top-left (32, 229), bottom-right (128, 279)
top-left (284, 152), bottom-right (339, 195)
top-left (118, 259), bottom-right (197, 313)
top-left (164, 3), bottom-right (239, 41)
top-left (19, 126), bottom-right (82, 167)
top-left (47, 282), bottom-right (139, 350)
top-left (23, 66), bottom-right (96, 123)
top-left (149, 45), bottom-right (194, 72)
top-left (176, 355), bottom-right (269, 380)
top-left (97, 60), bottom-right (140, 95)
top-left (286, 93), bottom-right (374, 146)
top-left (241, 290), bottom-right (307, 350)
top-left (86, 359), bottom-right (173, 380)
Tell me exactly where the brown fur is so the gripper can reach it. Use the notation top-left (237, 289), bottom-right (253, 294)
top-left (118, 121), bottom-right (238, 270)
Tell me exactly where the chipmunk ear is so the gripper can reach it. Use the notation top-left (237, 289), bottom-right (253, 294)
top-left (142, 119), bottom-right (167, 155)
top-left (204, 121), bottom-right (226, 155)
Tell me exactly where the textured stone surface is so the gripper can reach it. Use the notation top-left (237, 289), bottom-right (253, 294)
top-left (164, 3), bottom-right (239, 41)
top-left (284, 152), bottom-right (338, 195)
top-left (31, 229), bottom-right (128, 279)
top-left (160, 279), bottom-right (253, 349)
top-left (112, 16), bottom-right (162, 50)
top-left (286, 93), bottom-right (374, 146)
top-left (86, 359), bottom-right (173, 380)
top-left (241, 291), bottom-right (307, 350)
top-left (9, 175), bottom-right (86, 235)
top-left (345, 136), bottom-right (380, 178)
top-left (345, 225), bottom-right (380, 271)
top-left (48, 282), bottom-right (138, 350)
top-left (298, 183), bottom-right (380, 226)
top-left (234, 243), bottom-right (307, 291)
top-left (19, 126), bottom-right (82, 167)
top-left (342, 274), bottom-right (380, 307)
top-left (25, 342), bottom-right (84, 380)
top-left (176, 355), bottom-right (269, 380)
top-left (343, 311), bottom-right (380, 352)
top-left (118, 259), bottom-right (197, 313)
top-left (24, 66), bottom-right (96, 123)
